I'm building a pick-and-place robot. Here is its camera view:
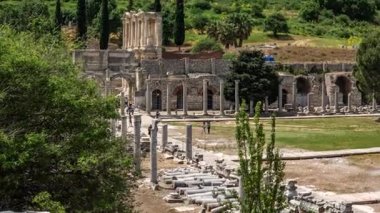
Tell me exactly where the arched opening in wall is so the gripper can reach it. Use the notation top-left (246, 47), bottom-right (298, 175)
top-left (175, 88), bottom-right (183, 109)
top-left (296, 77), bottom-right (311, 107)
top-left (282, 89), bottom-right (288, 107)
top-left (152, 89), bottom-right (162, 110)
top-left (335, 76), bottom-right (352, 105)
top-left (207, 89), bottom-right (213, 110)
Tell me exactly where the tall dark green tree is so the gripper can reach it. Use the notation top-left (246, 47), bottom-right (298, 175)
top-left (354, 31), bottom-right (380, 100)
top-left (174, 0), bottom-right (185, 50)
top-left (100, 0), bottom-right (109, 49)
top-left (76, 0), bottom-right (87, 41)
top-left (224, 50), bottom-right (279, 105)
top-left (236, 102), bottom-right (286, 213)
top-left (55, 0), bottom-right (62, 30)
top-left (127, 0), bottom-right (134, 11)
top-left (154, 0), bottom-right (162, 12)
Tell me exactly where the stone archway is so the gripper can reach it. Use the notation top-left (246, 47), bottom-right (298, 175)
top-left (173, 86), bottom-right (183, 109)
top-left (296, 77), bottom-right (311, 107)
top-left (335, 76), bottom-right (352, 105)
top-left (152, 89), bottom-right (162, 110)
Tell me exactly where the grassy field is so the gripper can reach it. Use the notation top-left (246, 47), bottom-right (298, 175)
top-left (168, 117), bottom-right (380, 151)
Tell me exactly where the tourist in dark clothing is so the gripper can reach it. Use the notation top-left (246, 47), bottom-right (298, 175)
top-left (148, 124), bottom-right (152, 136)
top-left (155, 110), bottom-right (160, 118)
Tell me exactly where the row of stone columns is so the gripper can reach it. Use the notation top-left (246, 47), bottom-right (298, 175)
top-left (124, 16), bottom-right (158, 49)
top-left (147, 79), bottom-right (233, 116)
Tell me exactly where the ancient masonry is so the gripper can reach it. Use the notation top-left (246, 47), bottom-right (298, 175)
top-left (72, 11), bottom-right (377, 114)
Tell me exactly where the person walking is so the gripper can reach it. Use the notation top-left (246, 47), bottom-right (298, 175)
top-left (202, 121), bottom-right (206, 134)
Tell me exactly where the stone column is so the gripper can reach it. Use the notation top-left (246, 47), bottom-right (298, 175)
top-left (161, 124), bottom-right (168, 151)
top-left (111, 119), bottom-right (116, 137)
top-left (235, 80), bottom-right (239, 113)
top-left (104, 69), bottom-right (111, 96)
top-left (183, 81), bottom-right (188, 116)
top-left (146, 82), bottom-right (151, 114)
top-left (128, 84), bottom-right (133, 104)
top-left (202, 79), bottom-right (208, 115)
top-left (134, 115), bottom-right (141, 174)
top-left (142, 18), bottom-right (147, 47)
top-left (166, 82), bottom-right (171, 115)
top-left (334, 87), bottom-right (339, 113)
top-left (321, 80), bottom-right (326, 112)
top-left (185, 124), bottom-right (192, 160)
top-left (372, 92), bottom-right (377, 111)
top-left (156, 16), bottom-right (162, 47)
top-left (278, 83), bottom-right (283, 112)
top-left (121, 115), bottom-right (127, 142)
top-left (120, 91), bottom-right (126, 116)
top-left (347, 93), bottom-right (352, 113)
top-left (307, 93), bottom-right (312, 113)
top-left (150, 119), bottom-right (159, 184)
top-left (219, 79), bottom-right (224, 115)
top-left (265, 96), bottom-right (269, 113)
top-left (249, 99), bottom-right (254, 115)
top-left (292, 81), bottom-right (297, 110)
top-left (135, 70), bottom-right (141, 91)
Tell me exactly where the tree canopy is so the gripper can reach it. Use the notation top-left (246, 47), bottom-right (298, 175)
top-left (224, 50), bottom-right (279, 105)
top-left (0, 27), bottom-right (134, 212)
top-left (354, 31), bottom-right (380, 98)
top-left (174, 0), bottom-right (185, 48)
top-left (264, 13), bottom-right (289, 37)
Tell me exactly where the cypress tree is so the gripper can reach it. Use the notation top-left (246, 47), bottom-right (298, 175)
top-left (154, 0), bottom-right (161, 12)
top-left (100, 0), bottom-right (109, 49)
top-left (76, 0), bottom-right (87, 41)
top-left (174, 0), bottom-right (185, 50)
top-left (127, 0), bottom-right (134, 11)
top-left (55, 0), bottom-right (62, 30)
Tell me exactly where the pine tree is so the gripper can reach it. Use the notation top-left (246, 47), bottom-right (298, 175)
top-left (55, 0), bottom-right (62, 30)
top-left (127, 0), bottom-right (134, 11)
top-left (174, 0), bottom-right (185, 50)
top-left (100, 0), bottom-right (109, 49)
top-left (236, 101), bottom-right (286, 212)
top-left (154, 0), bottom-right (162, 12)
top-left (76, 0), bottom-right (87, 42)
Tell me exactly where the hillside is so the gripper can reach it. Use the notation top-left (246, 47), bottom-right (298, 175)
top-left (1, 0), bottom-right (377, 62)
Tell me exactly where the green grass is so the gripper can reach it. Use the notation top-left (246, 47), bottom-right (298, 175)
top-left (168, 117), bottom-right (380, 151)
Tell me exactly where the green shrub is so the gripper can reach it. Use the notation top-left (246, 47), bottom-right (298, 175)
top-left (191, 38), bottom-right (223, 53)
top-left (299, 1), bottom-right (320, 22)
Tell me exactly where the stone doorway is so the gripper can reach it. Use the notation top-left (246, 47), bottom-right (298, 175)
top-left (335, 76), bottom-right (352, 105)
top-left (282, 89), bottom-right (288, 107)
top-left (152, 89), bottom-right (162, 110)
top-left (296, 77), bottom-right (311, 107)
top-left (176, 88), bottom-right (183, 109)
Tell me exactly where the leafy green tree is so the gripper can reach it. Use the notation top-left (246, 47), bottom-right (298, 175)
top-left (55, 0), bottom-right (63, 30)
top-left (154, 0), bottom-right (162, 12)
top-left (100, 0), bottom-right (109, 49)
top-left (174, 0), bottom-right (185, 50)
top-left (299, 1), bottom-right (320, 22)
top-left (192, 15), bottom-right (209, 34)
top-left (354, 31), bottom-right (380, 97)
top-left (224, 50), bottom-right (279, 105)
top-left (0, 27), bottom-right (134, 212)
top-left (264, 13), bottom-right (289, 37)
top-left (236, 101), bottom-right (286, 213)
top-left (317, 0), bottom-right (376, 21)
top-left (76, 0), bottom-right (87, 42)
top-left (227, 13), bottom-right (253, 47)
